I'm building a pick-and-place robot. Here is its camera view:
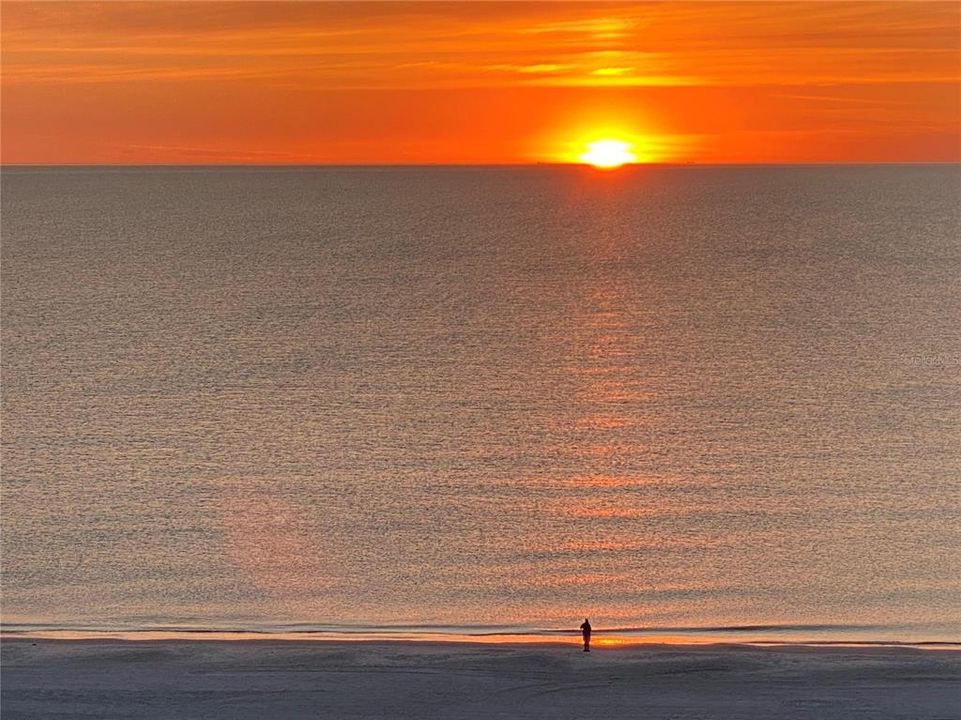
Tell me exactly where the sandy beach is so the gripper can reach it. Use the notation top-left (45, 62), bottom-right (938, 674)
top-left (2, 639), bottom-right (958, 719)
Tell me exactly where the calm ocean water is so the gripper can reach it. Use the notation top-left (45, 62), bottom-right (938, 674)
top-left (2, 165), bottom-right (959, 643)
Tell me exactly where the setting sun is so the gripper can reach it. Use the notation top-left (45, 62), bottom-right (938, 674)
top-left (579, 139), bottom-right (637, 169)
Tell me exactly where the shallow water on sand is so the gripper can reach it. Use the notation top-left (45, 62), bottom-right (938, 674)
top-left (2, 165), bottom-right (959, 642)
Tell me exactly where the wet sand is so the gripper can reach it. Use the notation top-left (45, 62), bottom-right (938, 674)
top-left (2, 639), bottom-right (959, 719)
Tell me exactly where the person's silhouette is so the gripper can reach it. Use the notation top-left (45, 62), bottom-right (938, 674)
top-left (580, 618), bottom-right (592, 652)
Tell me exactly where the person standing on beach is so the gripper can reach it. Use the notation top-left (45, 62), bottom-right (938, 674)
top-left (580, 618), bottom-right (592, 652)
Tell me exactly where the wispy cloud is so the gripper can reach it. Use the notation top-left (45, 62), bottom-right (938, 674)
top-left (4, 2), bottom-right (957, 89)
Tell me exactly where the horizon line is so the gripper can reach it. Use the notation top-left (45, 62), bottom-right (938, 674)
top-left (3, 161), bottom-right (959, 169)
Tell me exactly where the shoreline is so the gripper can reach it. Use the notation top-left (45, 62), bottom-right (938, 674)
top-left (3, 631), bottom-right (960, 650)
top-left (5, 619), bottom-right (959, 649)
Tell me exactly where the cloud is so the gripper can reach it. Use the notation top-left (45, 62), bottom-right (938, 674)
top-left (591, 67), bottom-right (633, 77)
top-left (4, 2), bottom-right (957, 90)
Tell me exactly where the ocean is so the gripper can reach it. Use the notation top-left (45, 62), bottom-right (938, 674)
top-left (2, 165), bottom-right (959, 644)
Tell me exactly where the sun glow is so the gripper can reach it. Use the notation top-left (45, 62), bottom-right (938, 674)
top-left (579, 139), bottom-right (637, 169)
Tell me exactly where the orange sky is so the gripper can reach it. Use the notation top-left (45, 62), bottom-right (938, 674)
top-left (2, 1), bottom-right (959, 164)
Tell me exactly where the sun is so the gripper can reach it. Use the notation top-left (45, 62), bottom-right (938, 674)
top-left (579, 139), bottom-right (637, 169)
